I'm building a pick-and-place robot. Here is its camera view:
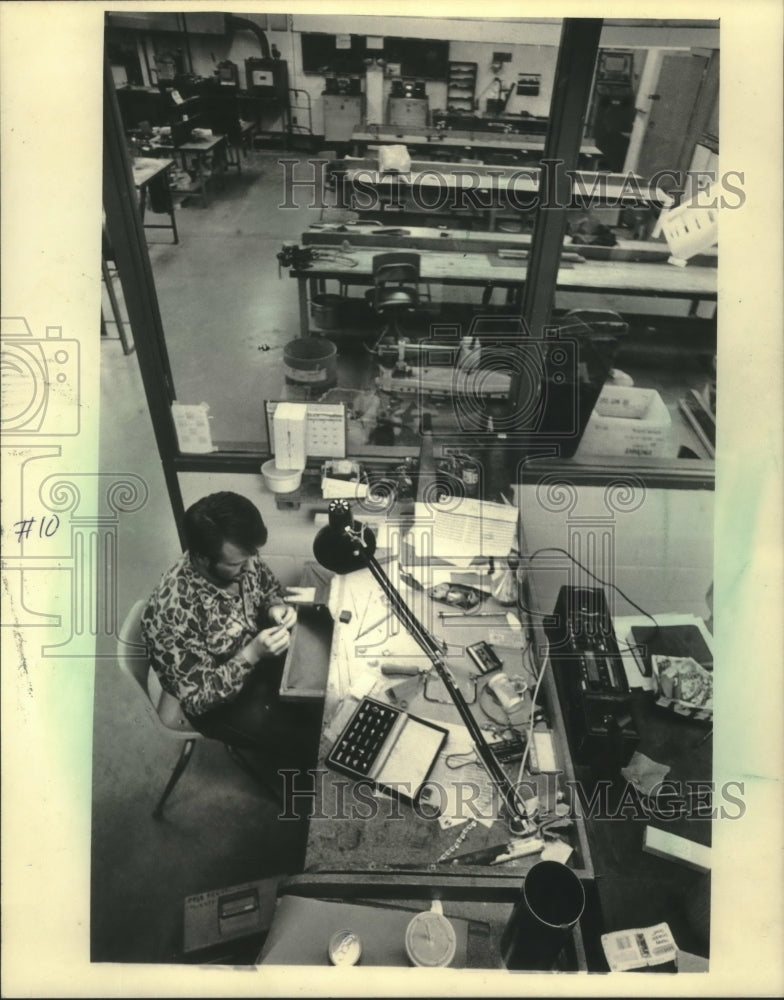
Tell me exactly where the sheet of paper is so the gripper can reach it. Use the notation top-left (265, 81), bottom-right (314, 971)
top-left (321, 477), bottom-right (368, 500)
top-left (170, 402), bottom-right (214, 454)
top-left (541, 840), bottom-right (574, 865)
top-left (412, 498), bottom-right (518, 564)
top-left (488, 629), bottom-right (527, 650)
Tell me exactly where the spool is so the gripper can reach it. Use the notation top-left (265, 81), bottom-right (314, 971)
top-left (283, 337), bottom-right (337, 390)
top-left (309, 293), bottom-right (343, 331)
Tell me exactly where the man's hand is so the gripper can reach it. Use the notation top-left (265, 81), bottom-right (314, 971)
top-left (268, 603), bottom-right (297, 629)
top-left (249, 625), bottom-right (291, 661)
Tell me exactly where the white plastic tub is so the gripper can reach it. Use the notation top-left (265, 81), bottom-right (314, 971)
top-left (260, 460), bottom-right (303, 493)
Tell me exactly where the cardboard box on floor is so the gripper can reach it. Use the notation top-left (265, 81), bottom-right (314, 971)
top-left (183, 876), bottom-right (283, 961)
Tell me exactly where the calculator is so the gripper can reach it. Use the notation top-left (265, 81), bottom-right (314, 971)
top-left (326, 697), bottom-right (449, 802)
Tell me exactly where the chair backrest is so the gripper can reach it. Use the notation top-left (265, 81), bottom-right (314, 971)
top-left (118, 600), bottom-right (198, 737)
top-left (371, 252), bottom-right (420, 312)
top-left (372, 252), bottom-right (420, 284)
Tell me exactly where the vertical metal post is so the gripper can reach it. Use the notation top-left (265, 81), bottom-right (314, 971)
top-left (102, 58), bottom-right (187, 546)
top-left (512, 18), bottom-right (603, 414)
top-left (180, 14), bottom-right (194, 75)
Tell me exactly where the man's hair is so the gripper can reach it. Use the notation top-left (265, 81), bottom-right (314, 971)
top-left (183, 492), bottom-right (268, 561)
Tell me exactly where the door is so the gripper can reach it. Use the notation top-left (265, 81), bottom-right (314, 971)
top-left (636, 53), bottom-right (708, 178)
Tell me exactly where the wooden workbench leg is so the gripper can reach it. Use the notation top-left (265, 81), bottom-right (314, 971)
top-left (102, 256), bottom-right (134, 355)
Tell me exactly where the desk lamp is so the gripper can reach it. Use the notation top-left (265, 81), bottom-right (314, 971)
top-left (313, 498), bottom-right (534, 835)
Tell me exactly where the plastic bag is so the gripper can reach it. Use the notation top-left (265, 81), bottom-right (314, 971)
top-left (378, 144), bottom-right (412, 174)
top-left (428, 583), bottom-right (486, 611)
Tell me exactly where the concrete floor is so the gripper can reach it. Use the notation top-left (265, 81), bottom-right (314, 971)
top-left (93, 149), bottom-right (326, 965)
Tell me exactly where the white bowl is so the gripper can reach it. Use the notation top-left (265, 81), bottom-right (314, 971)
top-left (261, 460), bottom-right (303, 494)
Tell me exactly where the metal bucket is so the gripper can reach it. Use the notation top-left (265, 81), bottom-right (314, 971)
top-left (309, 293), bottom-right (344, 331)
top-left (283, 337), bottom-right (338, 389)
top-left (500, 861), bottom-right (585, 970)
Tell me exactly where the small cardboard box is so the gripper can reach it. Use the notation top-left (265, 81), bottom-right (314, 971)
top-left (577, 386), bottom-right (675, 459)
top-left (183, 877), bottom-right (281, 959)
top-left (272, 401), bottom-right (307, 470)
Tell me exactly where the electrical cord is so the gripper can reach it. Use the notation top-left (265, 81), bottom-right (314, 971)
top-left (515, 648), bottom-right (550, 785)
top-left (444, 751), bottom-right (480, 770)
top-left (524, 545), bottom-right (660, 638)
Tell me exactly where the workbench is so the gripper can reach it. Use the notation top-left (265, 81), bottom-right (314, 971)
top-left (330, 160), bottom-right (674, 231)
top-left (173, 133), bottom-right (228, 207)
top-left (285, 237), bottom-right (717, 338)
top-left (139, 133), bottom-right (229, 208)
top-left (350, 125), bottom-right (602, 168)
top-left (276, 540), bottom-right (591, 971)
top-left (270, 507), bottom-right (714, 969)
top-left (131, 157), bottom-right (178, 244)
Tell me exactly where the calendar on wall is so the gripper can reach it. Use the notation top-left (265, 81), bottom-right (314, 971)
top-left (265, 401), bottom-right (346, 458)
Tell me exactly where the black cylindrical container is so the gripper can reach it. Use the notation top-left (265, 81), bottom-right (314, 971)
top-left (500, 861), bottom-right (585, 971)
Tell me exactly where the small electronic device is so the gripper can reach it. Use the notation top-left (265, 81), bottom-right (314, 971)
top-left (488, 732), bottom-right (526, 764)
top-left (546, 586), bottom-right (638, 763)
top-left (466, 640), bottom-right (503, 674)
top-left (326, 697), bottom-right (448, 802)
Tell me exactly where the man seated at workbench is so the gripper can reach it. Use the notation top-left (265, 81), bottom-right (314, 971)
top-left (142, 491), bottom-right (320, 790)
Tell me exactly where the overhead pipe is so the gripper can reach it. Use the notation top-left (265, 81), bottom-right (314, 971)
top-left (225, 13), bottom-right (271, 59)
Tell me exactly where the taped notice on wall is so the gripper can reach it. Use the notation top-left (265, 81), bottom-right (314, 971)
top-left (171, 402), bottom-right (215, 454)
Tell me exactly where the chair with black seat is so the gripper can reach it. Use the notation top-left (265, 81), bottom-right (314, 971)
top-left (365, 252), bottom-right (424, 357)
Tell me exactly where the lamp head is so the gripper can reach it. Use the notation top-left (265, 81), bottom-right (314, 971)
top-left (313, 499), bottom-right (377, 574)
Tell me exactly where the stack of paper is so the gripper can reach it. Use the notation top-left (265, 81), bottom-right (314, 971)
top-left (408, 497), bottom-right (519, 566)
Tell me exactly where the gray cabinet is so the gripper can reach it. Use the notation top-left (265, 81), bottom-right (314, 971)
top-left (387, 97), bottom-right (429, 128)
top-left (322, 94), bottom-right (364, 143)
